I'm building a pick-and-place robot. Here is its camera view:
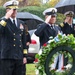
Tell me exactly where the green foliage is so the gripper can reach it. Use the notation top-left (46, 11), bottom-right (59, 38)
top-left (0, 6), bottom-right (64, 23)
top-left (35, 34), bottom-right (75, 75)
top-left (0, 7), bottom-right (6, 18)
top-left (57, 13), bottom-right (65, 24)
top-left (18, 6), bottom-right (65, 23)
top-left (42, 2), bottom-right (52, 8)
top-left (18, 6), bottom-right (46, 20)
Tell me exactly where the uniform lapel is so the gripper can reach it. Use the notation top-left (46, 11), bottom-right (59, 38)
top-left (72, 24), bottom-right (75, 30)
top-left (54, 25), bottom-right (60, 35)
top-left (17, 19), bottom-right (24, 29)
top-left (17, 19), bottom-right (20, 28)
top-left (7, 19), bottom-right (21, 33)
top-left (47, 25), bottom-right (55, 37)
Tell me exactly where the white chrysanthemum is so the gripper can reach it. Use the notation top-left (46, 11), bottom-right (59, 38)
top-left (49, 36), bottom-right (53, 39)
top-left (38, 66), bottom-right (42, 69)
top-left (38, 49), bottom-right (42, 55)
top-left (43, 73), bottom-right (46, 75)
top-left (35, 69), bottom-right (39, 75)
top-left (48, 39), bottom-right (54, 43)
top-left (65, 64), bottom-right (72, 70)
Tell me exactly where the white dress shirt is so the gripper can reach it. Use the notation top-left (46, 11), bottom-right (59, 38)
top-left (10, 17), bottom-right (17, 27)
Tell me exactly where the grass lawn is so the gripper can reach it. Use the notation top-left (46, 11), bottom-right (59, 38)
top-left (26, 64), bottom-right (36, 75)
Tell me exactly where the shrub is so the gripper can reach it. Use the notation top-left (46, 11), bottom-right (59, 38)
top-left (0, 7), bottom-right (5, 18)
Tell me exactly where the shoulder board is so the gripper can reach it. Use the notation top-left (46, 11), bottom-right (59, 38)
top-left (60, 23), bottom-right (64, 27)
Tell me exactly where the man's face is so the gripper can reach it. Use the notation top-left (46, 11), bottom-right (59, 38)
top-left (6, 8), bottom-right (17, 18)
top-left (48, 15), bottom-right (56, 24)
top-left (66, 16), bottom-right (73, 22)
top-left (45, 15), bottom-right (56, 24)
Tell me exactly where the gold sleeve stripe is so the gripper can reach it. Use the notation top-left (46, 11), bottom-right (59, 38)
top-left (0, 20), bottom-right (7, 27)
top-left (23, 49), bottom-right (28, 54)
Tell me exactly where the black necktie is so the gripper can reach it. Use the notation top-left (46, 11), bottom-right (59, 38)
top-left (51, 25), bottom-right (56, 36)
top-left (13, 20), bottom-right (16, 26)
top-left (51, 25), bottom-right (53, 29)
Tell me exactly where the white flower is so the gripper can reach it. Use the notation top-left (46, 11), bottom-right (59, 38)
top-left (55, 69), bottom-right (65, 73)
top-left (38, 49), bottom-right (42, 55)
top-left (50, 63), bottom-right (55, 71)
top-left (65, 64), bottom-right (72, 70)
top-left (48, 39), bottom-right (54, 43)
top-left (43, 73), bottom-right (46, 75)
top-left (38, 66), bottom-right (42, 69)
top-left (49, 36), bottom-right (53, 39)
top-left (35, 69), bottom-right (39, 75)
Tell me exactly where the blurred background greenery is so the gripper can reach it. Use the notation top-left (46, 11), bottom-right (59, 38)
top-left (0, 0), bottom-right (65, 24)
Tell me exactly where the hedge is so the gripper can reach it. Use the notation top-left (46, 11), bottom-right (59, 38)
top-left (0, 7), bottom-right (6, 18)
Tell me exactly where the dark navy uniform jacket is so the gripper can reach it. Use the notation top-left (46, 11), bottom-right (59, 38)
top-left (0, 18), bottom-right (26, 59)
top-left (60, 22), bottom-right (75, 36)
top-left (0, 19), bottom-right (1, 59)
top-left (35, 23), bottom-right (61, 46)
top-left (26, 32), bottom-right (31, 49)
top-left (0, 35), bottom-right (1, 59)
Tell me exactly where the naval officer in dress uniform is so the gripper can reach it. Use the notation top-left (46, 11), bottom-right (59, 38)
top-left (34, 8), bottom-right (61, 46)
top-left (0, 0), bottom-right (27, 75)
top-left (60, 11), bottom-right (75, 36)
top-left (58, 11), bottom-right (75, 71)
top-left (54, 11), bottom-right (75, 72)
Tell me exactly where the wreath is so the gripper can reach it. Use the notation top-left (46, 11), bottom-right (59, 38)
top-left (35, 34), bottom-right (75, 75)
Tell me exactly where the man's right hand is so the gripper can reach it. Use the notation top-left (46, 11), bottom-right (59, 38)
top-left (5, 9), bottom-right (13, 19)
top-left (45, 15), bottom-right (51, 24)
top-left (64, 17), bottom-right (70, 23)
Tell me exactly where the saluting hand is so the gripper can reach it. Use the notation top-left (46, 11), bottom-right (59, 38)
top-left (45, 15), bottom-right (51, 24)
top-left (5, 9), bottom-right (13, 19)
top-left (64, 17), bottom-right (70, 23)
